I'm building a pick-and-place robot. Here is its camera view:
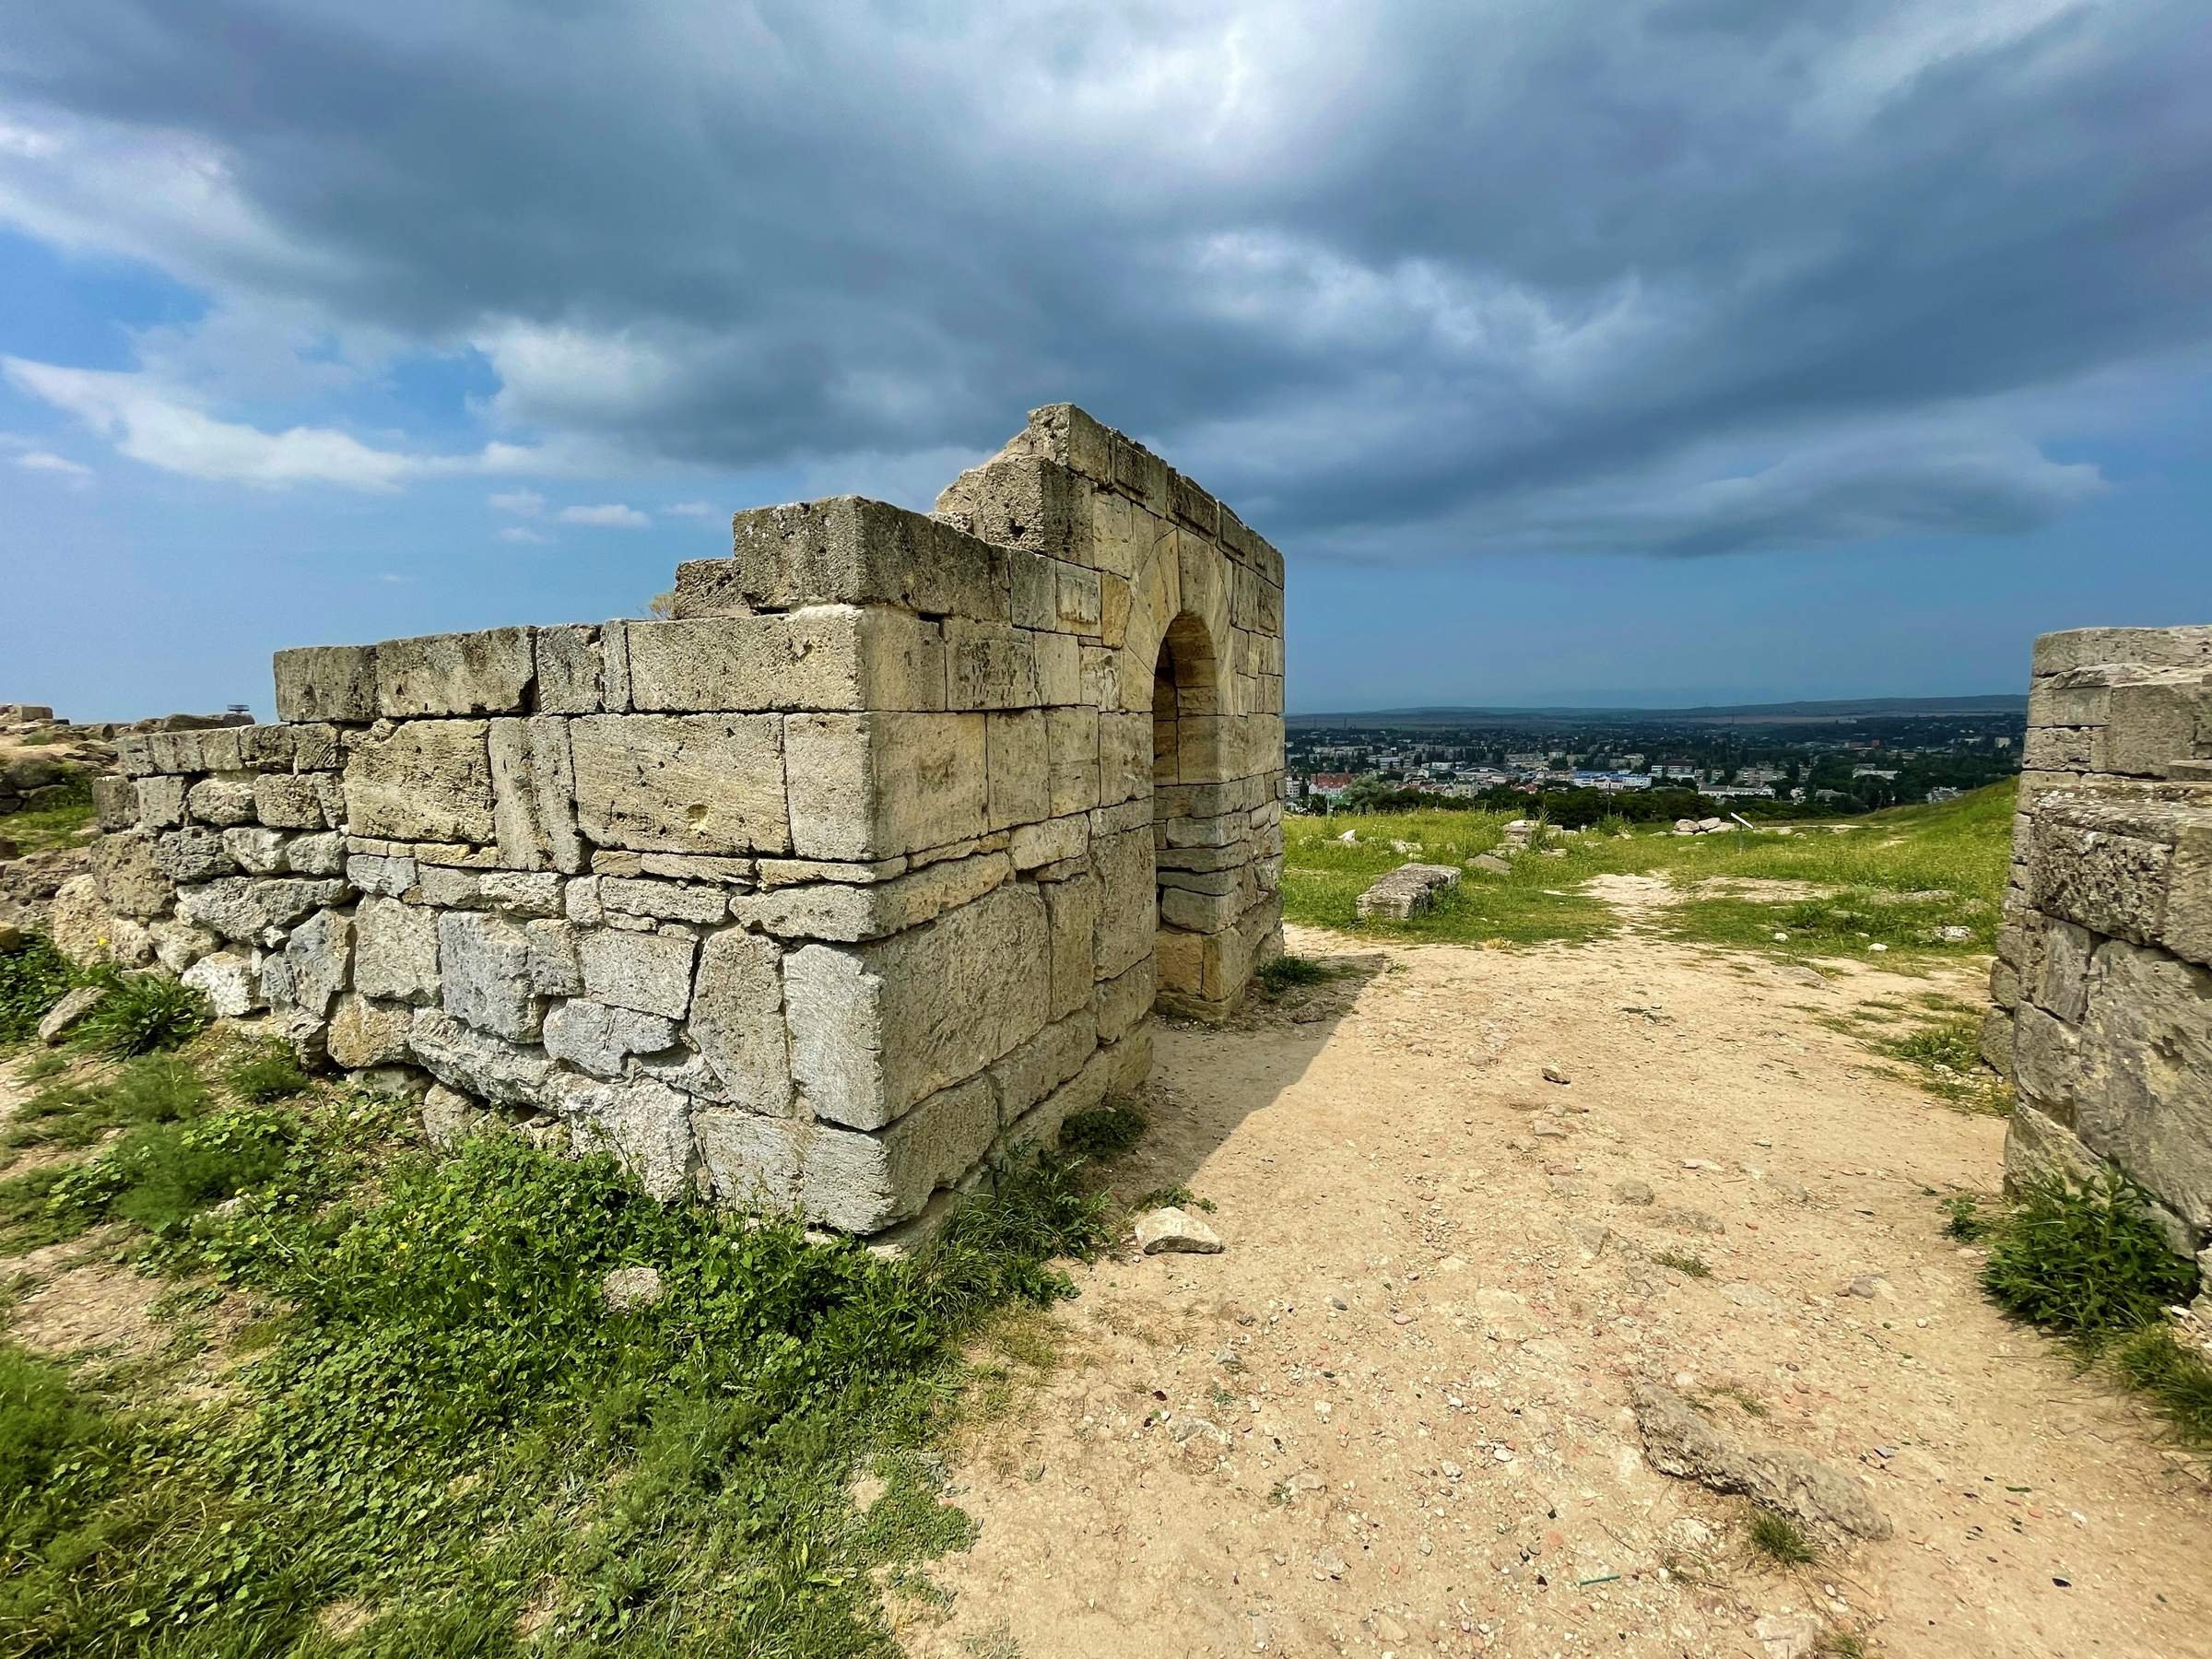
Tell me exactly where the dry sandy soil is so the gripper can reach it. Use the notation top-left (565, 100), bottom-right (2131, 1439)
top-left (908, 922), bottom-right (2212, 1659)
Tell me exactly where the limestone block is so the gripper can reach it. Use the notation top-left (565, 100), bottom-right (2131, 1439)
top-left (223, 827), bottom-right (291, 876)
top-left (946, 619), bottom-right (1041, 710)
top-left (692, 1110), bottom-right (806, 1212)
top-left (1094, 955), bottom-right (1154, 1042)
top-left (2028, 818), bottom-right (2170, 946)
top-left (543, 998), bottom-right (679, 1079)
top-left (934, 456), bottom-right (1093, 566)
top-left (408, 1007), bottom-right (551, 1106)
top-left (1979, 1006), bottom-right (2014, 1077)
top-left (994, 1036), bottom-right (1146, 1166)
top-left (420, 1084), bottom-right (491, 1148)
top-left (1045, 708), bottom-right (1100, 817)
top-left (175, 877), bottom-right (349, 945)
top-left (2032, 625), bottom-right (2212, 677)
top-left (1032, 630), bottom-right (1082, 706)
top-left (355, 896), bottom-right (442, 1005)
top-left (281, 908), bottom-right (352, 1019)
top-left (734, 851), bottom-right (1008, 943)
top-left (274, 644), bottom-right (378, 724)
top-left (688, 927), bottom-right (794, 1112)
top-left (525, 918), bottom-right (582, 995)
top-left (578, 926), bottom-right (698, 1019)
top-left (1009, 551), bottom-right (1056, 630)
top-left (1162, 886), bottom-right (1241, 932)
top-left (90, 775), bottom-right (137, 832)
top-left (1169, 470), bottom-right (1218, 537)
top-left (467, 870), bottom-right (561, 916)
top-left (988, 1009), bottom-right (1096, 1124)
top-left (250, 775), bottom-right (325, 832)
top-left (802, 1075), bottom-right (1001, 1233)
top-left (570, 713), bottom-right (788, 856)
top-left (1098, 713), bottom-right (1150, 806)
top-left (2011, 1004), bottom-right (2084, 1118)
top-left (326, 994), bottom-right (413, 1069)
top-left (1056, 565), bottom-right (1102, 633)
top-left (2167, 825), bottom-right (2212, 968)
top-left (600, 876), bottom-right (729, 925)
top-left (2023, 726), bottom-right (2094, 771)
top-left (488, 717), bottom-right (584, 873)
top-left (689, 498), bottom-right (1008, 623)
top-left (149, 918), bottom-right (220, 976)
top-left (1042, 870), bottom-right (1100, 1020)
top-left (1098, 572), bottom-right (1131, 649)
top-left (347, 853), bottom-right (418, 899)
top-left (44, 877), bottom-right (112, 966)
top-left (375, 626), bottom-right (535, 716)
top-left (2030, 918), bottom-right (2097, 1022)
top-left (235, 724), bottom-right (296, 770)
top-left (535, 624), bottom-right (604, 713)
top-left (89, 830), bottom-right (175, 919)
top-left (783, 882), bottom-right (1049, 1129)
top-left (1011, 814), bottom-right (1088, 873)
top-left (345, 721), bottom-right (496, 844)
top-left (2070, 938), bottom-right (2212, 1230)
top-left (182, 952), bottom-right (264, 1018)
top-left (112, 734), bottom-right (154, 777)
top-left (557, 1075), bottom-right (697, 1202)
top-left (1022, 403), bottom-right (1117, 485)
top-left (440, 911), bottom-right (542, 1041)
top-left (985, 710), bottom-right (1048, 831)
top-left (622, 607), bottom-right (947, 713)
top-left (1091, 827), bottom-right (1155, 981)
top-left (785, 712), bottom-right (987, 861)
top-left (135, 774), bottom-right (187, 830)
top-left (1112, 433), bottom-right (1170, 515)
top-left (187, 776), bottom-right (260, 827)
top-left (2004, 1100), bottom-right (2196, 1257)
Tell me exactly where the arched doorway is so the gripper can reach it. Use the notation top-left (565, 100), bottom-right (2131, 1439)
top-left (1151, 611), bottom-right (1227, 1016)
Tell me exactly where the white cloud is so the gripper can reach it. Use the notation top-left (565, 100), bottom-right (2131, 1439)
top-left (662, 500), bottom-right (715, 517)
top-left (489, 488), bottom-right (546, 516)
top-left (557, 502), bottom-right (650, 528)
top-left (13, 450), bottom-right (91, 479)
top-left (2, 356), bottom-right (557, 491)
top-left (498, 524), bottom-right (550, 544)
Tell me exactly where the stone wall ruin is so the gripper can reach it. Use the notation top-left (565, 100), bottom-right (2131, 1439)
top-left (58, 404), bottom-right (1287, 1239)
top-left (1983, 626), bottom-right (2212, 1291)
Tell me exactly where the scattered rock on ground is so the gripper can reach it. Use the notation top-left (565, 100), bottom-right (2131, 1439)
top-left (1611, 1178), bottom-right (1655, 1206)
top-left (36, 983), bottom-right (104, 1046)
top-left (602, 1265), bottom-right (665, 1312)
top-left (1631, 1381), bottom-right (1892, 1540)
top-left (1135, 1206), bottom-right (1223, 1255)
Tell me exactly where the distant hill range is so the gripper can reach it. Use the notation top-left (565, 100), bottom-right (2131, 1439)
top-left (1288, 694), bottom-right (2027, 729)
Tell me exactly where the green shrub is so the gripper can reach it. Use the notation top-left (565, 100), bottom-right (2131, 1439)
top-left (1941, 1194), bottom-right (1990, 1241)
top-left (2106, 1324), bottom-right (2212, 1449)
top-left (1981, 1169), bottom-right (2196, 1338)
top-left (1747, 1507), bottom-right (1817, 1565)
top-left (1257, 954), bottom-right (1332, 994)
top-left (222, 1041), bottom-right (312, 1103)
top-left (67, 969), bottom-right (209, 1058)
top-left (0, 934), bottom-right (76, 1046)
top-left (1058, 1102), bottom-right (1147, 1161)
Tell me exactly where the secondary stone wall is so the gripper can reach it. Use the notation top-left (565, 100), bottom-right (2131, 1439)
top-left (58, 405), bottom-right (1286, 1239)
top-left (1983, 626), bottom-right (2212, 1287)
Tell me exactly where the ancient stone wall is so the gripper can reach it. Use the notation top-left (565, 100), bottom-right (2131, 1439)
top-left (58, 405), bottom-right (1286, 1239)
top-left (1983, 626), bottom-right (2212, 1287)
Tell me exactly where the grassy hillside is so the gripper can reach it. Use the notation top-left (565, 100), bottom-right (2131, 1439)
top-left (1281, 779), bottom-right (2016, 961)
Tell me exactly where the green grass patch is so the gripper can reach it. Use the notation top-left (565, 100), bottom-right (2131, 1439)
top-left (3, 1052), bottom-right (211, 1152)
top-left (1255, 953), bottom-right (1333, 994)
top-left (1284, 782), bottom-right (2015, 959)
top-left (1975, 1168), bottom-right (2210, 1450)
top-left (0, 1059), bottom-right (1145, 1654)
top-left (220, 1040), bottom-right (312, 1104)
top-left (1653, 1249), bottom-right (1712, 1278)
top-left (0, 774), bottom-right (97, 853)
top-left (0, 934), bottom-right (76, 1047)
top-left (67, 968), bottom-right (211, 1059)
top-left (1746, 1507), bottom-right (1817, 1566)
top-left (1058, 1102), bottom-right (1147, 1161)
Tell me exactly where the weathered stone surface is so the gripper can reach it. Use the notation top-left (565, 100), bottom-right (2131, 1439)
top-left (154, 828), bottom-right (237, 884)
top-left (346, 721), bottom-right (496, 844)
top-left (347, 853), bottom-right (418, 898)
top-left (90, 774), bottom-right (138, 832)
top-left (624, 607), bottom-right (947, 713)
top-left (1090, 827), bottom-right (1154, 980)
top-left (692, 497), bottom-right (1007, 623)
top-left (578, 927), bottom-right (698, 1019)
top-left (420, 1082), bottom-right (492, 1147)
top-left (287, 831), bottom-right (347, 877)
top-left (784, 712), bottom-right (987, 861)
top-left (601, 1265), bottom-right (665, 1312)
top-left (185, 776), bottom-right (259, 827)
top-left (148, 918), bottom-right (220, 975)
top-left (1135, 1206), bottom-right (1222, 1254)
top-left (1356, 862), bottom-right (1461, 921)
top-left (600, 876), bottom-right (728, 925)
top-left (783, 882), bottom-right (1049, 1129)
top-left (488, 717), bottom-right (582, 873)
top-left (175, 877), bottom-right (349, 945)
top-left (554, 1074), bottom-right (696, 1201)
top-left (89, 829), bottom-right (174, 918)
top-left (984, 709), bottom-right (1048, 830)
top-left (274, 644), bottom-right (378, 724)
top-left (687, 927), bottom-right (794, 1112)
top-left (375, 627), bottom-right (535, 716)
top-left (222, 827), bottom-right (290, 876)
top-left (326, 993), bottom-right (413, 1068)
top-left (183, 952), bottom-right (265, 1018)
top-left (946, 619), bottom-right (1041, 710)
top-left (543, 998), bottom-right (678, 1078)
top-left (440, 911), bottom-right (542, 1040)
top-left (803, 1074), bottom-right (1000, 1232)
top-left (1632, 1382), bottom-right (1890, 1541)
top-left (407, 1007), bottom-right (550, 1105)
top-left (732, 851), bottom-right (1006, 944)
top-left (535, 624), bottom-right (604, 714)
top-left (355, 896), bottom-right (442, 1004)
top-left (986, 1010), bottom-right (1094, 1123)
top-left (38, 983), bottom-right (106, 1045)
top-left (281, 908), bottom-right (352, 1018)
top-left (1042, 871), bottom-right (1100, 1020)
top-left (570, 713), bottom-right (788, 856)
top-left (1094, 956), bottom-right (1153, 1042)
top-left (2068, 938), bottom-right (2212, 1230)
top-left (135, 774), bottom-right (187, 830)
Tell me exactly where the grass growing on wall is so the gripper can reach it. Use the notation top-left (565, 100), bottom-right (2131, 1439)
top-left (1280, 780), bottom-right (2016, 960)
top-left (0, 1048), bottom-right (1134, 1657)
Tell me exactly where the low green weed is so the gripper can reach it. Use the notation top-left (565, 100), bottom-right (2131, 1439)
top-left (1256, 954), bottom-right (1333, 994)
top-left (3, 1052), bottom-right (210, 1151)
top-left (68, 969), bottom-right (209, 1058)
top-left (221, 1041), bottom-right (312, 1103)
top-left (1746, 1507), bottom-right (1817, 1565)
top-left (0, 934), bottom-right (76, 1047)
top-left (1940, 1194), bottom-right (1991, 1241)
top-left (1058, 1102), bottom-right (1147, 1161)
top-left (1981, 1169), bottom-right (2196, 1337)
top-left (1653, 1249), bottom-right (1712, 1278)
top-left (2106, 1324), bottom-right (2212, 1448)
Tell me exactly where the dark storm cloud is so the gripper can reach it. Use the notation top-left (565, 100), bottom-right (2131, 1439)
top-left (2, 0), bottom-right (2206, 555)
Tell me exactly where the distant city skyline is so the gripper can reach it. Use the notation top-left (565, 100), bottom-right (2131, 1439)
top-left (4, 2), bottom-right (2208, 721)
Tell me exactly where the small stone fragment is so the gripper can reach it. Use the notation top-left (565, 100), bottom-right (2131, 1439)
top-left (37, 983), bottom-right (105, 1045)
top-left (601, 1264), bottom-right (665, 1312)
top-left (1135, 1206), bottom-right (1223, 1254)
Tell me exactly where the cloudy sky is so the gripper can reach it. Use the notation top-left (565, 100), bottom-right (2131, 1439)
top-left (3, 0), bottom-right (2207, 718)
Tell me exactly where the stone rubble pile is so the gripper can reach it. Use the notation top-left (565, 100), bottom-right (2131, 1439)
top-left (45, 405), bottom-right (1288, 1240)
top-left (1356, 862), bottom-right (1462, 921)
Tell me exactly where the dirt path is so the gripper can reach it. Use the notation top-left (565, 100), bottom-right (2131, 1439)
top-left (910, 925), bottom-right (2212, 1658)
